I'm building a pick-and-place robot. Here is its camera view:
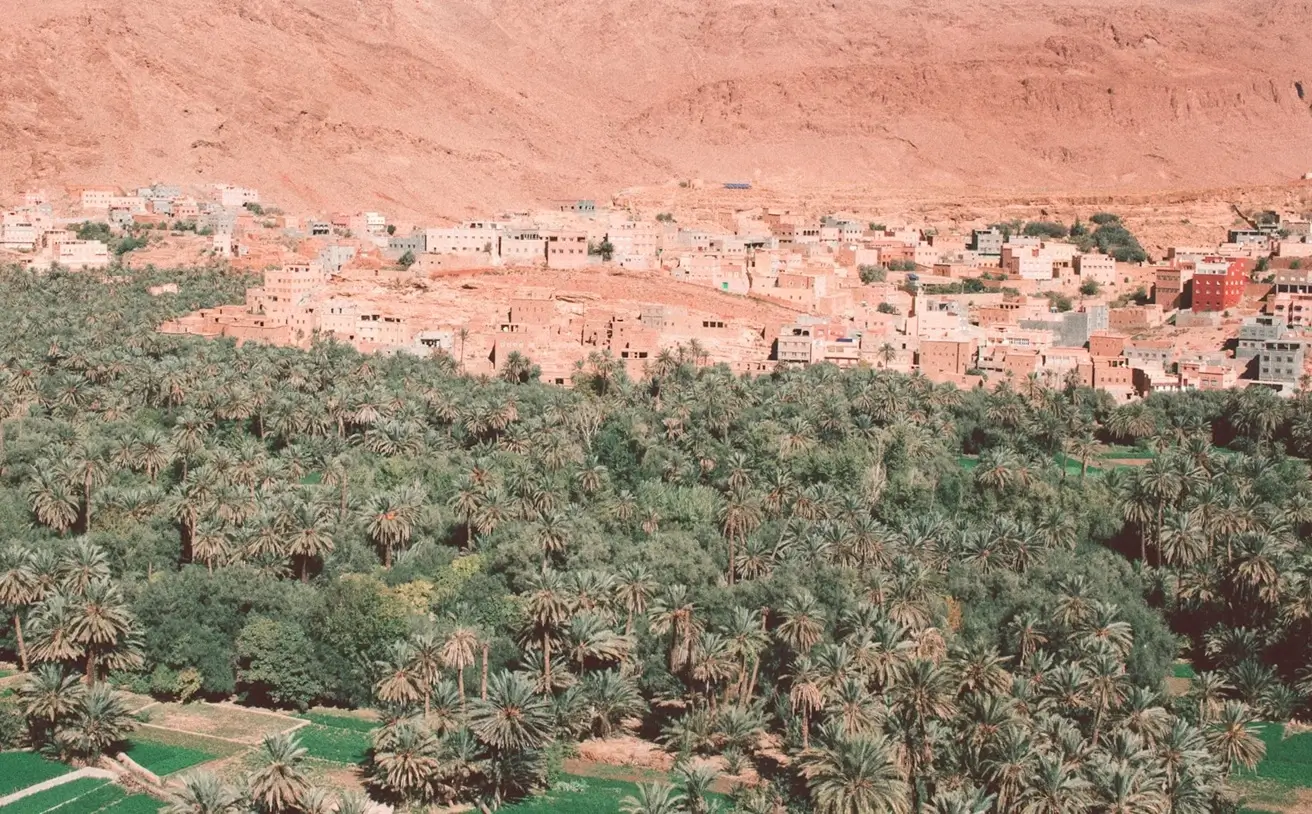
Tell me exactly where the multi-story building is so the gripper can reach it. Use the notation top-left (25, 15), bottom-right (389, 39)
top-left (1267, 293), bottom-right (1312, 327)
top-left (1258, 339), bottom-right (1305, 384)
top-left (1237, 316), bottom-right (1287, 358)
top-left (56, 240), bottom-right (110, 270)
top-left (1074, 253), bottom-right (1117, 286)
top-left (918, 336), bottom-right (977, 377)
top-left (969, 228), bottom-right (1004, 256)
top-left (1190, 257), bottom-right (1247, 312)
top-left (1154, 266), bottom-right (1192, 310)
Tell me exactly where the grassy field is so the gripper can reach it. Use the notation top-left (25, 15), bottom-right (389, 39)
top-left (0, 753), bottom-right (73, 797)
top-left (1234, 723), bottom-right (1312, 813)
top-left (0, 778), bottom-right (107, 814)
top-left (3, 783), bottom-right (163, 814)
top-left (1171, 662), bottom-right (1197, 680)
top-left (293, 713), bottom-right (372, 765)
top-left (1242, 724), bottom-right (1312, 787)
top-left (122, 738), bottom-right (217, 776)
top-left (500, 777), bottom-right (645, 814)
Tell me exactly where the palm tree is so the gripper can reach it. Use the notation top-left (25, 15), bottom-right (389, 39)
top-left (0, 542), bottom-right (40, 670)
top-left (190, 521), bottom-right (232, 574)
top-left (614, 564), bottom-right (657, 637)
top-left (469, 670), bottom-right (554, 752)
top-left (248, 732), bottom-right (310, 814)
top-left (620, 783), bottom-right (687, 814)
top-left (54, 683), bottom-right (137, 760)
top-left (25, 467), bottom-right (79, 535)
top-left (800, 734), bottom-right (911, 814)
top-left (361, 485), bottom-right (424, 567)
top-left (20, 665), bottom-right (85, 733)
top-left (890, 659), bottom-right (958, 812)
top-left (788, 656), bottom-right (825, 750)
top-left (369, 719), bottom-right (441, 802)
top-left (286, 502), bottom-right (334, 582)
top-left (582, 670), bottom-right (647, 737)
top-left (406, 632), bottom-right (445, 718)
top-left (778, 590), bottom-right (825, 656)
top-left (65, 445), bottom-right (107, 534)
top-left (164, 772), bottom-right (246, 814)
top-left (649, 583), bottom-right (701, 676)
top-left (1204, 701), bottom-right (1266, 772)
top-left (374, 641), bottom-right (423, 709)
top-left (66, 577), bottom-right (138, 684)
top-left (717, 487), bottom-right (762, 585)
top-left (1017, 753), bottom-right (1094, 814)
top-left (441, 625), bottom-right (479, 708)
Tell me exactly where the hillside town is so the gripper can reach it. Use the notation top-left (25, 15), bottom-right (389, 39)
top-left (4, 182), bottom-right (1312, 398)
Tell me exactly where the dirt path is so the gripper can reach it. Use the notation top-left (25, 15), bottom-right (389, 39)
top-left (0, 768), bottom-right (117, 808)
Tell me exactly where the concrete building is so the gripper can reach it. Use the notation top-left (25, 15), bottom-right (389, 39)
top-left (969, 228), bottom-right (1004, 257)
top-left (1154, 267), bottom-right (1192, 310)
top-left (1074, 253), bottom-right (1117, 286)
top-left (919, 336), bottom-right (977, 377)
top-left (1267, 293), bottom-right (1312, 327)
top-left (56, 240), bottom-right (110, 270)
top-left (1258, 339), bottom-right (1305, 384)
top-left (217, 185), bottom-right (260, 208)
top-left (1237, 316), bottom-right (1287, 358)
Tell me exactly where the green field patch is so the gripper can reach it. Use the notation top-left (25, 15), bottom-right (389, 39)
top-left (1098, 445), bottom-right (1155, 460)
top-left (123, 738), bottom-right (217, 776)
top-left (294, 725), bottom-right (370, 765)
top-left (131, 724), bottom-right (246, 758)
top-left (1238, 724), bottom-right (1312, 788)
top-left (1171, 662), bottom-right (1197, 679)
top-left (0, 778), bottom-right (108, 814)
top-left (298, 711), bottom-right (377, 733)
top-left (98, 796), bottom-right (161, 814)
top-left (32, 784), bottom-right (124, 814)
top-left (500, 778), bottom-right (644, 814)
top-left (0, 752), bottom-right (73, 797)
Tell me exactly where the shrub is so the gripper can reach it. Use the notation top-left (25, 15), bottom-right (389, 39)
top-left (858, 264), bottom-right (886, 284)
top-left (398, 250), bottom-right (416, 269)
top-left (1022, 221), bottom-right (1068, 239)
top-left (1079, 280), bottom-right (1100, 296)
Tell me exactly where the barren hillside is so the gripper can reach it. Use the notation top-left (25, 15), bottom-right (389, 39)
top-left (3, 0), bottom-right (1311, 217)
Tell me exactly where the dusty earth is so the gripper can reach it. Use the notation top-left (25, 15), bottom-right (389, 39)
top-left (3, 0), bottom-right (1312, 221)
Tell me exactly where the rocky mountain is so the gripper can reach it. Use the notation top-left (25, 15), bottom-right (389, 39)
top-left (3, 0), bottom-right (1311, 217)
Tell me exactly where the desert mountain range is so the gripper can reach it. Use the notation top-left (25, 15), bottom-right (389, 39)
top-left (3, 0), bottom-right (1312, 219)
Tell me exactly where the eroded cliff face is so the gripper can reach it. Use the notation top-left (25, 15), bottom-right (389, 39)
top-left (2, 0), bottom-right (1310, 215)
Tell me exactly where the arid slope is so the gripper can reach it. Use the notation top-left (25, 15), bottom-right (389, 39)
top-left (2, 0), bottom-right (1311, 216)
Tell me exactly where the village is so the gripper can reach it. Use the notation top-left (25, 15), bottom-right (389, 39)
top-left (4, 182), bottom-right (1312, 398)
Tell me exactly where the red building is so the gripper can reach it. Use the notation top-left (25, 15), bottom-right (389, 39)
top-left (1191, 257), bottom-right (1248, 312)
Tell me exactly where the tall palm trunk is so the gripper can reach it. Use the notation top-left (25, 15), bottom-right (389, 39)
top-left (85, 647), bottom-right (97, 685)
top-left (801, 706), bottom-right (809, 750)
top-left (456, 666), bottom-right (466, 710)
top-left (726, 533), bottom-right (736, 586)
top-left (542, 634), bottom-right (552, 687)
top-left (83, 475), bottom-right (93, 534)
top-left (481, 644), bottom-right (489, 700)
top-left (12, 612), bottom-right (27, 672)
top-left (745, 657), bottom-right (761, 708)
